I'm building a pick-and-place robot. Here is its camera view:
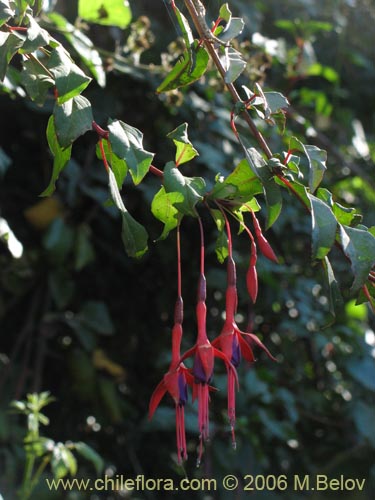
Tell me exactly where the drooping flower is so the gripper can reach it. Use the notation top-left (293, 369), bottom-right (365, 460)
top-left (180, 272), bottom-right (238, 465)
top-left (148, 227), bottom-right (192, 463)
top-left (211, 208), bottom-right (277, 446)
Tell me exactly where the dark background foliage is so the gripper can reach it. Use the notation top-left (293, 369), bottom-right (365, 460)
top-left (0, 0), bottom-right (374, 498)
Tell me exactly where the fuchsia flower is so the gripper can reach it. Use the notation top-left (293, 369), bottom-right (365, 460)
top-left (212, 207), bottom-right (277, 446)
top-left (180, 272), bottom-right (238, 465)
top-left (180, 217), bottom-right (238, 465)
top-left (148, 297), bottom-right (193, 463)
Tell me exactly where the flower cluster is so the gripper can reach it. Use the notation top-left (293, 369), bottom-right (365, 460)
top-left (149, 209), bottom-right (278, 465)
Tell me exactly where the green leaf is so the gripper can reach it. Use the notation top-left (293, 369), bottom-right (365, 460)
top-left (322, 256), bottom-right (343, 320)
top-left (308, 194), bottom-right (337, 259)
top-left (74, 442), bottom-right (104, 475)
top-left (19, 15), bottom-right (49, 54)
top-left (166, 123), bottom-right (198, 166)
top-left (215, 228), bottom-right (229, 263)
top-left (108, 167), bottom-right (148, 258)
top-left (263, 91), bottom-right (290, 114)
top-left (339, 225), bottom-right (375, 293)
top-left (47, 12), bottom-right (106, 87)
top-left (244, 148), bottom-right (282, 228)
top-left (210, 159), bottom-right (262, 202)
top-left (74, 225), bottom-right (95, 271)
top-left (163, 161), bottom-right (206, 216)
top-left (48, 46), bottom-right (92, 104)
top-left (289, 137), bottom-right (327, 193)
top-left (21, 56), bottom-right (54, 105)
top-left (78, 0), bottom-right (131, 29)
top-left (0, 0), bottom-right (15, 27)
top-left (157, 41), bottom-right (209, 93)
top-left (171, 2), bottom-right (193, 48)
top-left (0, 31), bottom-right (24, 80)
top-left (53, 95), bottom-right (93, 148)
top-left (223, 47), bottom-right (246, 84)
top-left (108, 119), bottom-right (153, 185)
top-left (41, 116), bottom-right (72, 196)
top-left (151, 186), bottom-right (183, 240)
top-left (96, 139), bottom-right (127, 188)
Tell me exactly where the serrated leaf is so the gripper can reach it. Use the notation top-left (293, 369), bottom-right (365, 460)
top-left (210, 158), bottom-right (262, 202)
top-left (108, 168), bottom-right (148, 258)
top-left (78, 0), bottom-right (131, 29)
top-left (163, 161), bottom-right (205, 216)
top-left (157, 41), bottom-right (209, 93)
top-left (219, 17), bottom-right (244, 43)
top-left (53, 95), bottom-right (93, 148)
top-left (244, 148), bottom-right (282, 228)
top-left (19, 15), bottom-right (49, 54)
top-left (48, 12), bottom-right (105, 87)
top-left (96, 139), bottom-right (127, 188)
top-left (289, 137), bottom-right (327, 193)
top-left (108, 119), bottom-right (153, 185)
top-left (263, 91), bottom-right (290, 114)
top-left (48, 46), bottom-right (91, 104)
top-left (74, 442), bottom-right (104, 475)
top-left (0, 31), bottom-right (24, 80)
top-left (0, 0), bottom-right (15, 27)
top-left (223, 47), bottom-right (246, 83)
top-left (308, 194), bottom-right (337, 259)
top-left (41, 116), bottom-right (72, 196)
top-left (151, 186), bottom-right (183, 240)
top-left (339, 225), bottom-right (375, 293)
top-left (219, 3), bottom-right (231, 22)
top-left (277, 177), bottom-right (311, 211)
top-left (166, 123), bottom-right (198, 166)
top-left (21, 56), bottom-right (54, 105)
top-left (332, 202), bottom-right (359, 226)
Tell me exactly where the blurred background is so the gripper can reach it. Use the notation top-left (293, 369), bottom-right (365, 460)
top-left (0, 0), bottom-right (374, 498)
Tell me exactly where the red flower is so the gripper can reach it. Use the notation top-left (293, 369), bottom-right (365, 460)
top-left (212, 256), bottom-right (276, 446)
top-left (149, 297), bottom-right (193, 464)
top-left (180, 273), bottom-right (238, 465)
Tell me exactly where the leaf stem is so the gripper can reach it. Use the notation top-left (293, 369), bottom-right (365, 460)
top-left (183, 0), bottom-right (272, 159)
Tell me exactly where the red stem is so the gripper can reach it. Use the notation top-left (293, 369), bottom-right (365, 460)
top-left (99, 139), bottom-right (110, 172)
top-left (92, 120), bottom-right (109, 139)
top-left (197, 216), bottom-right (205, 276)
top-left (177, 223), bottom-right (182, 298)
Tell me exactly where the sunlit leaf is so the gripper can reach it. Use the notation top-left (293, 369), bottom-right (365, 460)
top-left (157, 41), bottom-right (209, 93)
top-left (78, 0), bottom-right (131, 29)
top-left (308, 194), bottom-right (337, 259)
top-left (108, 119), bottom-right (154, 185)
top-left (151, 186), bottom-right (183, 240)
top-left (41, 116), bottom-right (72, 196)
top-left (163, 161), bottom-right (205, 216)
top-left (166, 123), bottom-right (198, 166)
top-left (48, 45), bottom-right (92, 104)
